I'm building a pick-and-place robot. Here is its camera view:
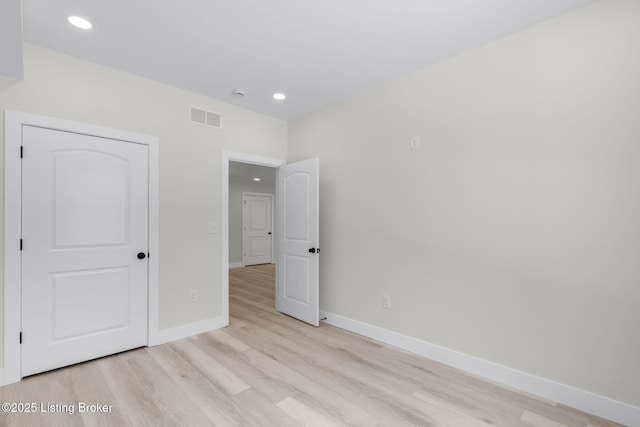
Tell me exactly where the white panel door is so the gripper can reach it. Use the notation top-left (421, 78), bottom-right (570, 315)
top-left (276, 158), bottom-right (319, 326)
top-left (21, 125), bottom-right (149, 377)
top-left (242, 193), bottom-right (272, 266)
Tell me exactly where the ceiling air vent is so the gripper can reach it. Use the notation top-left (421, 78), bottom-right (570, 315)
top-left (189, 106), bottom-right (222, 129)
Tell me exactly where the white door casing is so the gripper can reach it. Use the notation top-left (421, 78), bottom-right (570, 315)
top-left (3, 110), bottom-right (160, 386)
top-left (276, 158), bottom-right (320, 326)
top-left (21, 126), bottom-right (149, 377)
top-left (242, 193), bottom-right (273, 266)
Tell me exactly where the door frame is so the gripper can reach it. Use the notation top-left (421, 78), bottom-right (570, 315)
top-left (221, 151), bottom-right (285, 325)
top-left (241, 192), bottom-right (274, 267)
top-left (3, 110), bottom-right (160, 385)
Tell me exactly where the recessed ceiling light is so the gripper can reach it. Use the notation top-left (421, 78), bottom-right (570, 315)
top-left (253, 177), bottom-right (261, 182)
top-left (68, 16), bottom-right (93, 30)
top-left (273, 93), bottom-right (286, 101)
top-left (233, 89), bottom-right (246, 97)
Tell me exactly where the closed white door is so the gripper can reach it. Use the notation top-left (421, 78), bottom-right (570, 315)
top-left (242, 193), bottom-right (273, 266)
top-left (21, 125), bottom-right (149, 377)
top-left (276, 158), bottom-right (319, 326)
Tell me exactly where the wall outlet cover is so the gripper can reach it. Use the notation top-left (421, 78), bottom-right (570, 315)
top-left (383, 295), bottom-right (391, 309)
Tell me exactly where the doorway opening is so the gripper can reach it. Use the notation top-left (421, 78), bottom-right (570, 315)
top-left (228, 162), bottom-right (276, 267)
top-left (221, 152), bottom-right (320, 327)
top-left (221, 152), bottom-right (285, 326)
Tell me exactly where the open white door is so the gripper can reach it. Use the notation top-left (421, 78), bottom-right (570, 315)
top-left (276, 158), bottom-right (319, 326)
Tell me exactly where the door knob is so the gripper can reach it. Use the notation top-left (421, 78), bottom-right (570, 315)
top-left (308, 248), bottom-right (316, 254)
top-left (137, 252), bottom-right (146, 260)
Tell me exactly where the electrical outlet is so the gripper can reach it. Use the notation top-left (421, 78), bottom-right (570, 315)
top-left (383, 295), bottom-right (391, 309)
top-left (410, 136), bottom-right (421, 150)
top-left (189, 289), bottom-right (198, 302)
top-left (208, 222), bottom-right (218, 234)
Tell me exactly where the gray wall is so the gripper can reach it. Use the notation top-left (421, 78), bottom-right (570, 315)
top-left (0, 44), bottom-right (287, 366)
top-left (229, 177), bottom-right (275, 265)
top-left (289, 0), bottom-right (640, 406)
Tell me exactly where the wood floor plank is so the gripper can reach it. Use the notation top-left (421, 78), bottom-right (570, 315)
top-left (413, 390), bottom-right (498, 427)
top-left (0, 366), bottom-right (84, 427)
top-left (522, 410), bottom-right (578, 427)
top-left (97, 348), bottom-right (212, 426)
top-left (187, 334), bottom-right (295, 405)
top-left (230, 389), bottom-right (301, 427)
top-left (240, 348), bottom-right (382, 426)
top-left (146, 344), bottom-right (246, 426)
top-left (166, 339), bottom-right (251, 396)
top-left (276, 396), bottom-right (348, 427)
top-left (68, 361), bottom-right (129, 427)
top-left (288, 354), bottom-right (444, 427)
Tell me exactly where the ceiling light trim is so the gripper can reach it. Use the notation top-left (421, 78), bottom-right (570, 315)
top-left (67, 16), bottom-right (93, 30)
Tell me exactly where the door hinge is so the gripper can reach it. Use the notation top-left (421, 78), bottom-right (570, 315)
top-left (20, 146), bottom-right (23, 158)
top-left (20, 239), bottom-right (23, 251)
top-left (19, 332), bottom-right (22, 344)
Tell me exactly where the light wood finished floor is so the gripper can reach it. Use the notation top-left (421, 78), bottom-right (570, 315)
top-left (0, 264), bottom-right (620, 426)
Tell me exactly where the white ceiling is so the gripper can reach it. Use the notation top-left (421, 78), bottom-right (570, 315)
top-left (22, 0), bottom-right (595, 120)
top-left (230, 162), bottom-right (276, 184)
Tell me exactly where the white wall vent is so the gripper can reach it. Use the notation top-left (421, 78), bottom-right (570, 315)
top-left (189, 106), bottom-right (222, 129)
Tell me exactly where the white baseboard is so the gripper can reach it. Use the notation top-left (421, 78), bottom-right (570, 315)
top-left (320, 310), bottom-right (639, 427)
top-left (149, 316), bottom-right (227, 346)
top-left (0, 368), bottom-right (4, 386)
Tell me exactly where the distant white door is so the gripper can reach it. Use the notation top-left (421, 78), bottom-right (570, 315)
top-left (21, 125), bottom-right (149, 377)
top-left (242, 193), bottom-right (273, 266)
top-left (276, 158), bottom-right (319, 326)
